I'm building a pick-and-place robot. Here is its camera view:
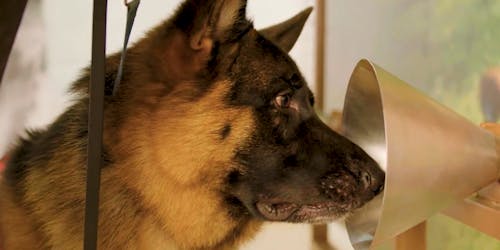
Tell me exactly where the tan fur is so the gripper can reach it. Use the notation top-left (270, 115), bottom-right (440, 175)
top-left (0, 40), bottom-right (260, 250)
top-left (0, 182), bottom-right (46, 250)
top-left (115, 80), bottom-right (261, 249)
top-left (0, 80), bottom-right (261, 250)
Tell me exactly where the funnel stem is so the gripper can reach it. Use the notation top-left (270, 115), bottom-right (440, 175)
top-left (496, 137), bottom-right (500, 179)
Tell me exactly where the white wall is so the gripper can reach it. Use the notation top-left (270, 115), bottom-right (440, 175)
top-left (0, 0), bottom-right (46, 155)
top-left (41, 0), bottom-right (317, 108)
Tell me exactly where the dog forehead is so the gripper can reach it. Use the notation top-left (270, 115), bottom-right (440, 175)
top-left (235, 31), bottom-right (301, 84)
top-left (225, 31), bottom-right (308, 107)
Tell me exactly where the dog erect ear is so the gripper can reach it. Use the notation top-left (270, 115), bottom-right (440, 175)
top-left (177, 0), bottom-right (248, 46)
top-left (165, 0), bottom-right (249, 80)
top-left (259, 7), bottom-right (313, 52)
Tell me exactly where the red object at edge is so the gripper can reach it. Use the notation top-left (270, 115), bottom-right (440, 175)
top-left (0, 154), bottom-right (8, 173)
top-left (0, 154), bottom-right (6, 250)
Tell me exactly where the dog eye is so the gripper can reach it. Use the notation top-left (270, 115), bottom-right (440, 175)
top-left (274, 93), bottom-right (291, 108)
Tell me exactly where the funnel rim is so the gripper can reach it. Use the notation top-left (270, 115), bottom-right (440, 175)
top-left (343, 58), bottom-right (389, 248)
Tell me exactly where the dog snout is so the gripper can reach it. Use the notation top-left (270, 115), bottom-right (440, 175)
top-left (320, 170), bottom-right (358, 202)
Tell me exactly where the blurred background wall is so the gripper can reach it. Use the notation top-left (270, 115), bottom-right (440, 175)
top-left (326, 0), bottom-right (500, 124)
top-left (0, 0), bottom-right (46, 155)
top-left (326, 1), bottom-right (500, 249)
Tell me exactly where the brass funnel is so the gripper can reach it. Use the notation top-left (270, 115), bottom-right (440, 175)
top-left (342, 59), bottom-right (500, 249)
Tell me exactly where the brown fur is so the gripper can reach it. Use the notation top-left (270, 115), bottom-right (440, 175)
top-left (0, 1), bottom-right (280, 249)
top-left (0, 50), bottom-right (261, 250)
top-left (0, 65), bottom-right (261, 250)
top-left (328, 110), bottom-right (343, 133)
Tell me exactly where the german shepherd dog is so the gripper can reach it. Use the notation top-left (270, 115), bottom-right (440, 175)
top-left (0, 0), bottom-right (384, 249)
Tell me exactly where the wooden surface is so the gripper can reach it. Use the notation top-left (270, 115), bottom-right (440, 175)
top-left (444, 189), bottom-right (500, 241)
top-left (395, 222), bottom-right (427, 250)
top-left (312, 224), bottom-right (334, 250)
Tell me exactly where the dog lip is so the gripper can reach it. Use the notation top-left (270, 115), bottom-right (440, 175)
top-left (255, 200), bottom-right (353, 222)
top-left (255, 202), bottom-right (300, 221)
top-left (291, 202), bottom-right (346, 222)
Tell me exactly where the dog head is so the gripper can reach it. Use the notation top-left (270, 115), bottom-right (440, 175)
top-left (107, 0), bottom-right (384, 244)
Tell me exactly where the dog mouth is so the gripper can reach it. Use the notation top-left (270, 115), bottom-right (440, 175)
top-left (255, 200), bottom-right (356, 223)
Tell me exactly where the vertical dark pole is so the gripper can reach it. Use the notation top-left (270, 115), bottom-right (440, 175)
top-left (0, 0), bottom-right (28, 84)
top-left (84, 0), bottom-right (107, 249)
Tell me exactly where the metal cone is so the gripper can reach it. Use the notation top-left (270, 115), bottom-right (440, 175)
top-left (343, 59), bottom-right (500, 249)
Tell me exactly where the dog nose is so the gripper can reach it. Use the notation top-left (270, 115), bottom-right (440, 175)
top-left (361, 170), bottom-right (385, 195)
